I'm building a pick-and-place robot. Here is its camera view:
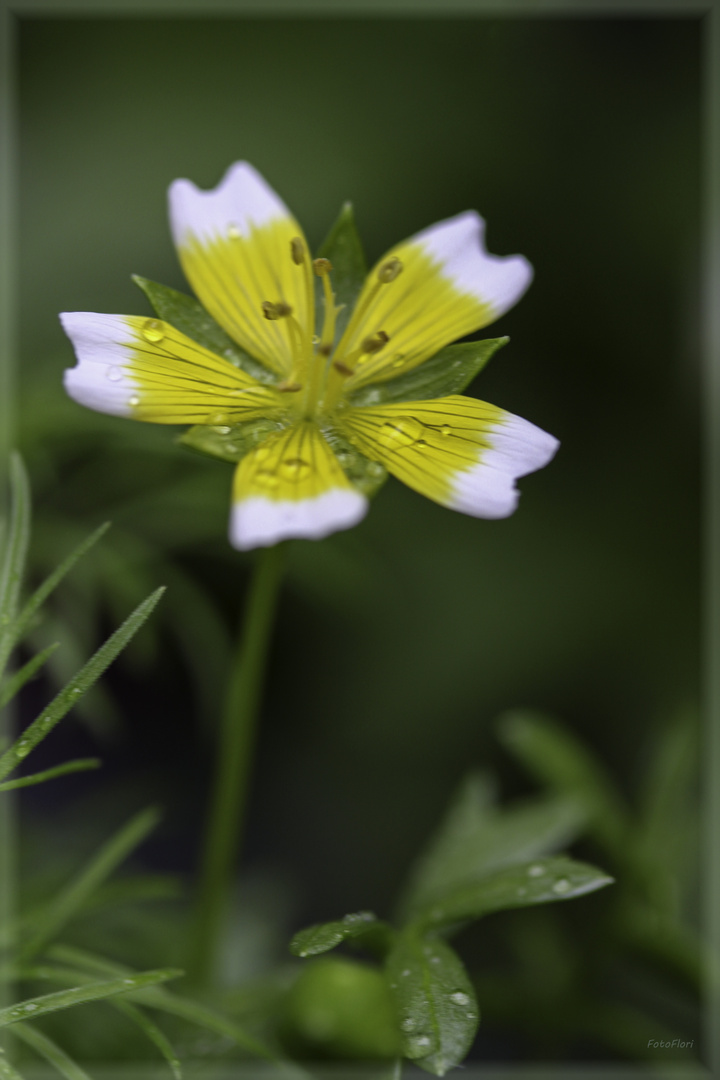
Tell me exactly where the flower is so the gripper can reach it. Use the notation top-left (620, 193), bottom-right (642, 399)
top-left (61, 162), bottom-right (558, 550)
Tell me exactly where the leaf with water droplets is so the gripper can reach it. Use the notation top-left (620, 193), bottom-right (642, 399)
top-left (386, 932), bottom-right (478, 1075)
top-left (179, 417), bottom-right (285, 465)
top-left (315, 203), bottom-right (367, 345)
top-left (348, 338), bottom-right (508, 407)
top-left (398, 771), bottom-right (586, 923)
top-left (411, 856), bottom-right (614, 933)
top-left (132, 275), bottom-right (276, 384)
top-left (290, 911), bottom-right (393, 958)
top-left (0, 453), bottom-right (31, 686)
top-left (320, 425), bottom-right (388, 498)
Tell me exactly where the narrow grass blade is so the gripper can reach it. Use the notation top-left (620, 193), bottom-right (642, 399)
top-left (0, 969), bottom-right (182, 1028)
top-left (113, 999), bottom-right (182, 1079)
top-left (0, 1049), bottom-right (25, 1079)
top-left (19, 807), bottom-right (161, 959)
top-left (0, 454), bottom-right (31, 683)
top-left (0, 758), bottom-right (100, 792)
top-left (0, 587), bottom-right (165, 783)
top-left (0, 644), bottom-right (60, 709)
top-left (8, 523), bottom-right (110, 653)
top-left (11, 1023), bottom-right (92, 1080)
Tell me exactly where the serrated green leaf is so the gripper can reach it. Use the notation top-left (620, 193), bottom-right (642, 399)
top-left (0, 454), bottom-right (31, 684)
top-left (0, 969), bottom-right (182, 1028)
top-left (399, 771), bottom-right (586, 922)
top-left (348, 339), bottom-right (508, 407)
top-left (179, 416), bottom-right (285, 465)
top-left (7, 522), bottom-right (110, 655)
top-left (386, 933), bottom-right (478, 1075)
top-left (11, 1023), bottom-right (93, 1080)
top-left (320, 424), bottom-right (388, 498)
top-left (315, 203), bottom-right (368, 344)
top-left (19, 807), bottom-right (161, 959)
top-left (0, 757), bottom-right (100, 792)
top-left (290, 911), bottom-right (393, 958)
top-left (412, 856), bottom-right (614, 933)
top-left (496, 710), bottom-right (629, 852)
top-left (0, 587), bottom-right (165, 783)
top-left (0, 643), bottom-right (60, 709)
top-left (133, 276), bottom-right (276, 385)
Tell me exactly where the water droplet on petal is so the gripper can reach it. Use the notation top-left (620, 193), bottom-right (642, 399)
top-left (401, 1018), bottom-right (415, 1031)
top-left (440, 424), bottom-right (451, 437)
top-left (552, 878), bottom-right (572, 894)
top-left (213, 426), bottom-right (231, 435)
top-left (280, 458), bottom-right (312, 482)
top-left (392, 355), bottom-right (406, 368)
top-left (528, 865), bottom-right (545, 877)
top-left (106, 366), bottom-right (123, 382)
top-left (141, 319), bottom-right (164, 344)
top-left (377, 417), bottom-right (425, 450)
top-left (256, 470), bottom-right (279, 491)
top-left (128, 396), bottom-right (140, 408)
top-left (449, 992), bottom-right (470, 1006)
top-left (228, 223), bottom-right (241, 240)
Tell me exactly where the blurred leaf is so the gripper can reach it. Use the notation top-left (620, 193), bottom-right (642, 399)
top-left (0, 968), bottom-right (182, 1028)
top-left (179, 417), bottom-right (285, 466)
top-left (386, 932), bottom-right (478, 1075)
top-left (112, 999), bottom-right (182, 1079)
top-left (497, 711), bottom-right (630, 852)
top-left (0, 454), bottom-right (31, 683)
top-left (316, 202), bottom-right (367, 343)
top-left (0, 758), bottom-right (100, 793)
top-left (0, 1050), bottom-right (26, 1079)
top-left (320, 425), bottom-right (388, 498)
top-left (0, 643), bottom-right (60, 708)
top-left (11, 1022), bottom-right (92, 1080)
top-left (0, 587), bottom-right (165, 783)
top-left (133, 276), bottom-right (275, 385)
top-left (19, 807), bottom-right (161, 960)
top-left (348, 338), bottom-right (508, 405)
top-left (290, 912), bottom-right (393, 958)
top-left (8, 522), bottom-right (110, 655)
top-left (399, 771), bottom-right (586, 921)
top-left (410, 856), bottom-right (614, 933)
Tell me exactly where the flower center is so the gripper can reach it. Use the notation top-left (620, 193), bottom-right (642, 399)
top-left (260, 239), bottom-right (403, 419)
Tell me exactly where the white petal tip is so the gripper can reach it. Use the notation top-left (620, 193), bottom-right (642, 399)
top-left (230, 489), bottom-right (368, 550)
top-left (169, 161), bottom-right (291, 247)
top-left (60, 312), bottom-right (137, 417)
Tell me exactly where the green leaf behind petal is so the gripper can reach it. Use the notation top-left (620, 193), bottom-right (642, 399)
top-left (133, 276), bottom-right (276, 385)
top-left (386, 933), bottom-right (478, 1076)
top-left (316, 203), bottom-right (367, 345)
top-left (348, 338), bottom-right (508, 407)
top-left (290, 912), bottom-right (394, 958)
top-left (179, 418), bottom-right (286, 465)
top-left (320, 424), bottom-right (388, 498)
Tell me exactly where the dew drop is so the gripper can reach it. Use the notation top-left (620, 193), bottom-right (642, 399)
top-left (440, 424), bottom-right (451, 437)
top-left (367, 462), bottom-right (385, 478)
top-left (128, 396), bottom-right (140, 408)
top-left (552, 878), bottom-right (572, 894)
top-left (209, 413), bottom-right (227, 426)
top-left (106, 365), bottom-right (123, 382)
top-left (141, 318), bottom-right (164, 344)
top-left (71, 687), bottom-right (82, 694)
top-left (213, 426), bottom-right (231, 435)
top-left (377, 417), bottom-right (425, 450)
top-left (24, 1003), bottom-right (38, 1012)
top-left (466, 1012), bottom-right (475, 1019)
top-left (415, 1036), bottom-right (431, 1049)
top-left (15, 741), bottom-right (30, 759)
top-left (227, 223), bottom-right (241, 240)
top-left (392, 356), bottom-right (406, 368)
top-left (280, 457), bottom-right (312, 482)
top-left (123, 978), bottom-right (136, 986)
top-left (527, 865), bottom-right (545, 877)
top-left (401, 969), bottom-right (411, 977)
top-left (416, 439), bottom-right (428, 449)
top-left (449, 991), bottom-right (470, 1006)
top-left (430, 956), bottom-right (441, 964)
top-left (256, 469), bottom-right (279, 490)
top-left (401, 1018), bottom-right (415, 1031)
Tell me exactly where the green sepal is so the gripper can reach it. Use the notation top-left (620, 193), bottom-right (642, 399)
top-left (315, 203), bottom-right (367, 345)
top-left (320, 423), bottom-right (388, 498)
top-left (178, 418), bottom-right (286, 465)
top-left (290, 912), bottom-right (395, 959)
top-left (409, 856), bottom-right (614, 934)
top-left (132, 275), bottom-right (276, 385)
top-left (386, 932), bottom-right (478, 1076)
top-left (349, 338), bottom-right (509, 407)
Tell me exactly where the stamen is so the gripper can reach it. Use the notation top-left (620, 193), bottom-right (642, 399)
top-left (290, 237), bottom-right (305, 265)
top-left (377, 256), bottom-right (403, 283)
top-left (361, 330), bottom-right (390, 355)
top-left (333, 361), bottom-right (354, 377)
top-left (277, 380), bottom-right (303, 393)
top-left (313, 257), bottom-right (333, 277)
top-left (262, 300), bottom-right (293, 321)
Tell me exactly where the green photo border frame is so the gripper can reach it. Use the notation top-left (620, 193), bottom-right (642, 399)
top-left (0, 1), bottom-right (717, 1076)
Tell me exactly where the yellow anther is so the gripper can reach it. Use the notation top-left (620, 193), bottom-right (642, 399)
top-left (277, 380), bottom-right (303, 393)
top-left (262, 300), bottom-right (293, 320)
top-left (333, 361), bottom-right (354, 377)
top-left (377, 256), bottom-right (403, 283)
top-left (361, 330), bottom-right (390, 354)
top-left (313, 258), bottom-right (333, 277)
top-left (290, 237), bottom-right (305, 265)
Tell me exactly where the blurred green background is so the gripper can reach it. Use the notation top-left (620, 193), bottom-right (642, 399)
top-left (14, 14), bottom-right (701, 1064)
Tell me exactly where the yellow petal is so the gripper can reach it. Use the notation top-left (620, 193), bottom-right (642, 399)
top-left (230, 420), bottom-right (368, 549)
top-left (334, 212), bottom-right (532, 390)
top-left (336, 396), bottom-right (558, 518)
top-left (169, 162), bottom-right (314, 378)
top-left (61, 312), bottom-right (284, 424)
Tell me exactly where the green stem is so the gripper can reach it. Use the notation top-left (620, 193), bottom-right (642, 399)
top-left (189, 543), bottom-right (285, 985)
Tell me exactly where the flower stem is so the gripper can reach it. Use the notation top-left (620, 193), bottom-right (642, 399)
top-left (189, 542), bottom-right (285, 985)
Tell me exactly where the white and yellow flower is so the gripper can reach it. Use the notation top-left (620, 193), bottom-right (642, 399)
top-left (61, 162), bottom-right (558, 550)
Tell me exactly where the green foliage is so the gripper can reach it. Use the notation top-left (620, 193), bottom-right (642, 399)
top-left (0, 970), bottom-right (182, 1028)
top-left (348, 338), bottom-right (509, 406)
top-left (315, 202), bottom-right (367, 344)
top-left (290, 912), bottom-right (393, 959)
